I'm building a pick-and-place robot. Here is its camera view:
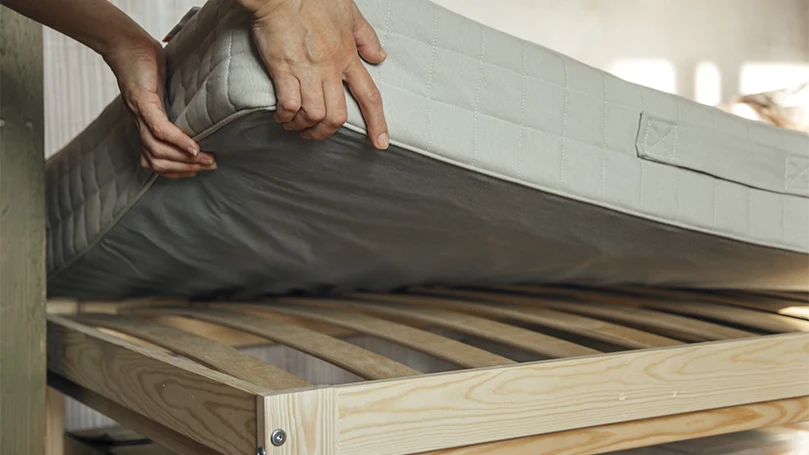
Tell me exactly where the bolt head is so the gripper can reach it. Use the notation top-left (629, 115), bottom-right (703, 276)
top-left (271, 429), bottom-right (287, 447)
top-left (257, 446), bottom-right (266, 455)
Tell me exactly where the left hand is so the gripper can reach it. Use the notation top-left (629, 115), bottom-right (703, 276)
top-left (104, 37), bottom-right (218, 179)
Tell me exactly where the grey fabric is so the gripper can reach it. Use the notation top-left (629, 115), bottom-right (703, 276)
top-left (46, 0), bottom-right (809, 298)
top-left (48, 112), bottom-right (808, 298)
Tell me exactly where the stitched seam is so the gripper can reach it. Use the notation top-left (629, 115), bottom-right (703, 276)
top-left (384, 30), bottom-right (643, 112)
top-left (517, 41), bottom-right (526, 179)
top-left (379, 81), bottom-right (610, 151)
top-left (426, 6), bottom-right (438, 153)
top-left (377, 0), bottom-right (393, 89)
top-left (639, 90), bottom-right (646, 208)
top-left (600, 72), bottom-right (607, 202)
top-left (471, 27), bottom-right (485, 166)
top-left (674, 102), bottom-right (681, 222)
top-left (224, 32), bottom-right (235, 111)
top-left (786, 158), bottom-right (809, 188)
top-left (559, 58), bottom-right (569, 185)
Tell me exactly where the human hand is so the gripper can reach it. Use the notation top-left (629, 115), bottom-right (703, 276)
top-left (104, 37), bottom-right (217, 179)
top-left (246, 0), bottom-right (390, 149)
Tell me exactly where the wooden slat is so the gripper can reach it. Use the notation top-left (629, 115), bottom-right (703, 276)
top-left (424, 397), bottom-right (809, 455)
top-left (427, 288), bottom-right (755, 342)
top-left (48, 316), bottom-right (265, 455)
top-left (546, 288), bottom-right (809, 333)
top-left (0, 9), bottom-right (46, 455)
top-left (531, 286), bottom-right (809, 333)
top-left (614, 286), bottom-right (809, 320)
top-left (334, 333), bottom-right (809, 455)
top-left (282, 297), bottom-right (601, 359)
top-left (149, 307), bottom-right (420, 380)
top-left (234, 304), bottom-right (514, 368)
top-left (50, 374), bottom-right (220, 455)
top-left (74, 313), bottom-right (309, 391)
top-left (354, 293), bottom-right (682, 349)
top-left (719, 292), bottom-right (809, 320)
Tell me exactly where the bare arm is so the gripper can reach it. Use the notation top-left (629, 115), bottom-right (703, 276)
top-left (2, 0), bottom-right (216, 179)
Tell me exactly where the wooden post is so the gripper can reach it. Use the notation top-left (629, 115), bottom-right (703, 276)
top-left (0, 5), bottom-right (47, 455)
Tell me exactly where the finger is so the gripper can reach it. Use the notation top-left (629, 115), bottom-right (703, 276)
top-left (136, 121), bottom-right (216, 165)
top-left (353, 4), bottom-right (386, 64)
top-left (344, 61), bottom-right (389, 150)
top-left (148, 157), bottom-right (214, 174)
top-left (285, 78), bottom-right (326, 131)
top-left (302, 78), bottom-right (348, 140)
top-left (161, 171), bottom-right (199, 180)
top-left (139, 96), bottom-right (200, 156)
top-left (272, 72), bottom-right (302, 123)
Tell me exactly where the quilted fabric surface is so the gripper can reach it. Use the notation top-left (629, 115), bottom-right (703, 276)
top-left (45, 0), bottom-right (809, 297)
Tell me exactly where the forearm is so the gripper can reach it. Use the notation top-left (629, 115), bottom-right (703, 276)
top-left (1, 0), bottom-right (153, 57)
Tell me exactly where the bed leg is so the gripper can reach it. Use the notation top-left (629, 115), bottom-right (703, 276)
top-left (46, 388), bottom-right (65, 455)
top-left (0, 5), bottom-right (47, 455)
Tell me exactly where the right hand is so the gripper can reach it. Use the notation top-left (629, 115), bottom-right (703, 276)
top-left (248, 0), bottom-right (390, 150)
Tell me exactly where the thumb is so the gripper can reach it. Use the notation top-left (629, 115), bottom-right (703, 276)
top-left (353, 4), bottom-right (386, 65)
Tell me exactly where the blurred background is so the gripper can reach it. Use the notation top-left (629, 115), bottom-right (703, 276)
top-left (44, 0), bottom-right (809, 156)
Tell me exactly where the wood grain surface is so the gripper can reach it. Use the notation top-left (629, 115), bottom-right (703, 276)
top-left (334, 333), bottom-right (809, 455)
top-left (48, 316), bottom-right (266, 455)
top-left (0, 8), bottom-right (47, 455)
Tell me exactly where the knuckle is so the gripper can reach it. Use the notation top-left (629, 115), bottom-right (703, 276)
top-left (279, 98), bottom-right (301, 113)
top-left (304, 107), bottom-right (326, 123)
top-left (326, 111), bottom-right (348, 129)
top-left (366, 86), bottom-right (382, 104)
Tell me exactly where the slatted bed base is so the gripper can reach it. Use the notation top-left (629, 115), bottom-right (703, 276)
top-left (46, 286), bottom-right (809, 455)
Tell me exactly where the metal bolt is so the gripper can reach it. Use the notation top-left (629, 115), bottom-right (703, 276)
top-left (0, 119), bottom-right (5, 127)
top-left (271, 429), bottom-right (287, 447)
top-left (257, 446), bottom-right (267, 455)
top-left (25, 120), bottom-right (33, 129)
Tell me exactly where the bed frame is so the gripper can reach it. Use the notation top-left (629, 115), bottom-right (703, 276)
top-left (46, 285), bottom-right (809, 455)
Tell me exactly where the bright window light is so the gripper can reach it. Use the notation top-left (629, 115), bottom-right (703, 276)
top-left (694, 61), bottom-right (722, 106)
top-left (740, 62), bottom-right (809, 95)
top-left (609, 59), bottom-right (677, 95)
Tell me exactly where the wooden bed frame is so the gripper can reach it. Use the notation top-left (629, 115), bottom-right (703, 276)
top-left (46, 285), bottom-right (809, 455)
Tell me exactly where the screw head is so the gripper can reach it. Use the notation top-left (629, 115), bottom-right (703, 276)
top-left (271, 429), bottom-right (287, 447)
top-left (257, 446), bottom-right (266, 455)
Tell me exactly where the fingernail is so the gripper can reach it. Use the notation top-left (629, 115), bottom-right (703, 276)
top-left (187, 146), bottom-right (199, 156)
top-left (380, 49), bottom-right (388, 59)
top-left (377, 132), bottom-right (389, 150)
top-left (206, 163), bottom-right (218, 170)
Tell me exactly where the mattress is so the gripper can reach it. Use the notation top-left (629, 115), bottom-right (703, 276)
top-left (46, 0), bottom-right (809, 299)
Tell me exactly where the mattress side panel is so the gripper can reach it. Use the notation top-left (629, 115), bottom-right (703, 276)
top-left (47, 112), bottom-right (809, 299)
top-left (45, 99), bottom-right (154, 275)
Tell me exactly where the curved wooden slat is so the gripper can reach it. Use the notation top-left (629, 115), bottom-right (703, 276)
top-left (523, 286), bottom-right (809, 333)
top-left (611, 286), bottom-right (809, 320)
top-left (351, 293), bottom-right (682, 349)
top-left (232, 304), bottom-right (514, 369)
top-left (427, 288), bottom-right (756, 342)
top-left (147, 307), bottom-right (420, 380)
top-left (281, 297), bottom-right (601, 359)
top-left (74, 314), bottom-right (309, 391)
